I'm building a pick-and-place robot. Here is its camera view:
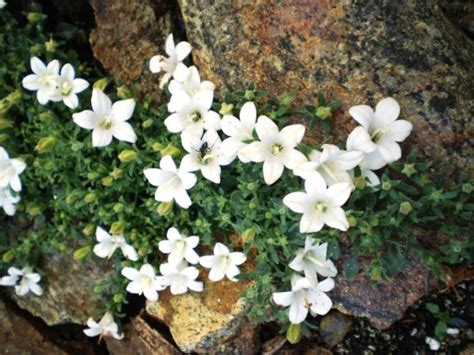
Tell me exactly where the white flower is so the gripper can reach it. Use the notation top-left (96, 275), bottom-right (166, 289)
top-left (121, 264), bottom-right (165, 301)
top-left (0, 266), bottom-right (43, 296)
top-left (22, 57), bottom-right (60, 104)
top-left (164, 90), bottom-right (221, 138)
top-left (0, 1), bottom-right (6, 9)
top-left (160, 261), bottom-right (203, 295)
top-left (294, 144), bottom-right (363, 188)
top-left (346, 97), bottom-right (412, 165)
top-left (180, 129), bottom-right (233, 184)
top-left (425, 337), bottom-right (441, 351)
top-left (149, 34), bottom-right (191, 88)
top-left (93, 227), bottom-right (138, 261)
top-left (199, 243), bottom-right (246, 282)
top-left (159, 227), bottom-right (199, 265)
top-left (49, 64), bottom-right (89, 109)
top-left (289, 237), bottom-right (337, 286)
top-left (0, 147), bottom-right (26, 192)
top-left (72, 89), bottom-right (137, 147)
top-left (144, 155), bottom-right (197, 209)
top-left (168, 66), bottom-right (215, 110)
top-left (0, 187), bottom-right (20, 216)
top-left (283, 173), bottom-right (351, 233)
top-left (239, 116), bottom-right (306, 185)
top-left (220, 101), bottom-right (257, 162)
top-left (272, 275), bottom-right (334, 324)
top-left (83, 312), bottom-right (124, 340)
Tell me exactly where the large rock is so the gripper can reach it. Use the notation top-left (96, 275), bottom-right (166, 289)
top-left (178, 0), bottom-right (473, 176)
top-left (146, 270), bottom-right (259, 353)
top-left (10, 253), bottom-right (113, 325)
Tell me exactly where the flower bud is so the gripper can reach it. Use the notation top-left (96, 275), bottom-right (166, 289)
top-left (381, 181), bottom-right (392, 191)
top-left (402, 163), bottom-right (417, 177)
top-left (87, 172), bottom-right (99, 181)
top-left (2, 250), bottom-right (15, 263)
top-left (35, 136), bottom-right (57, 153)
top-left (315, 106), bottom-right (332, 120)
top-left (347, 215), bottom-right (357, 227)
top-left (370, 266), bottom-right (382, 281)
top-left (0, 134), bottom-right (8, 143)
top-left (286, 323), bottom-right (302, 344)
top-left (219, 103), bottom-right (234, 116)
top-left (142, 119), bottom-right (153, 129)
top-left (6, 90), bottom-right (22, 105)
top-left (39, 111), bottom-right (55, 123)
top-left (45, 38), bottom-right (59, 53)
top-left (152, 142), bottom-right (164, 152)
top-left (113, 293), bottom-right (124, 303)
top-left (66, 193), bottom-right (78, 205)
top-left (27, 12), bottom-right (44, 23)
top-left (241, 228), bottom-right (255, 243)
top-left (84, 192), bottom-right (98, 203)
top-left (102, 176), bottom-right (113, 187)
top-left (118, 149), bottom-right (138, 163)
top-left (73, 245), bottom-right (92, 260)
top-left (129, 230), bottom-right (137, 241)
top-left (399, 201), bottom-right (413, 215)
top-left (462, 183), bottom-right (472, 194)
top-left (0, 118), bottom-right (13, 129)
top-left (93, 78), bottom-right (110, 91)
top-left (244, 90), bottom-right (255, 100)
top-left (83, 224), bottom-right (95, 236)
top-left (354, 176), bottom-right (366, 190)
top-left (160, 144), bottom-right (181, 157)
top-left (27, 205), bottom-right (41, 216)
top-left (157, 201), bottom-right (173, 216)
top-left (117, 85), bottom-right (132, 99)
top-left (44, 161), bottom-right (56, 171)
top-left (113, 203), bottom-right (124, 213)
top-left (111, 221), bottom-right (125, 235)
top-left (111, 168), bottom-right (123, 179)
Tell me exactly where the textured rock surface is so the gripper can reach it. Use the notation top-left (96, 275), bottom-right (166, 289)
top-left (89, 0), bottom-right (183, 99)
top-left (319, 311), bottom-right (353, 347)
top-left (146, 270), bottom-right (259, 353)
top-left (178, 0), bottom-right (473, 176)
top-left (10, 253), bottom-right (113, 326)
top-left (0, 298), bottom-right (67, 355)
top-left (105, 315), bottom-right (180, 355)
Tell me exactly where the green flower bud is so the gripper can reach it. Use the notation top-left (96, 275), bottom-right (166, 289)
top-left (286, 323), bottom-right (302, 344)
top-left (35, 136), bottom-right (57, 153)
top-left (118, 149), bottom-right (138, 163)
top-left (6, 90), bottom-right (22, 105)
top-left (84, 192), bottom-right (97, 203)
top-left (249, 201), bottom-right (257, 209)
top-left (315, 106), bottom-right (332, 120)
top-left (93, 78), bottom-right (110, 91)
top-left (402, 163), bottom-right (417, 177)
top-left (399, 201), bottom-right (413, 215)
top-left (0, 118), bottom-right (13, 129)
top-left (129, 230), bottom-right (137, 241)
top-left (111, 168), bottom-right (123, 179)
top-left (354, 176), bottom-right (366, 190)
top-left (219, 103), bottom-right (234, 116)
top-left (142, 119), bottom-right (153, 129)
top-left (86, 172), bottom-right (99, 181)
top-left (66, 193), bottom-right (78, 205)
top-left (83, 224), bottom-right (95, 236)
top-left (117, 85), bottom-right (132, 99)
top-left (157, 201), bottom-right (173, 216)
top-left (247, 183), bottom-right (256, 191)
top-left (45, 39), bottom-right (59, 53)
top-left (113, 203), bottom-right (124, 213)
top-left (2, 250), bottom-right (15, 263)
top-left (27, 205), bottom-right (41, 216)
top-left (39, 112), bottom-right (55, 123)
top-left (111, 221), bottom-right (125, 235)
top-left (0, 134), bottom-right (8, 143)
top-left (265, 211), bottom-right (272, 219)
top-left (44, 161), bottom-right (56, 171)
top-left (160, 144), bottom-right (181, 157)
top-left (244, 90), bottom-right (255, 100)
top-left (27, 12), bottom-right (44, 23)
top-left (152, 142), bottom-right (164, 152)
top-left (370, 266), bottom-right (382, 281)
top-left (347, 215), bottom-right (357, 227)
top-left (462, 183), bottom-right (472, 194)
top-left (241, 228), bottom-right (255, 243)
top-left (113, 293), bottom-right (124, 303)
top-left (73, 245), bottom-right (92, 260)
top-left (102, 176), bottom-right (113, 187)
top-left (381, 181), bottom-right (392, 191)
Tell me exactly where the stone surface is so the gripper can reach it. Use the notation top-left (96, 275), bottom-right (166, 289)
top-left (318, 311), bottom-right (352, 347)
top-left (89, 0), bottom-right (182, 99)
top-left (0, 298), bottom-right (67, 355)
top-left (105, 315), bottom-right (181, 355)
top-left (10, 253), bottom-right (113, 326)
top-left (146, 269), bottom-right (259, 353)
top-left (178, 0), bottom-right (473, 177)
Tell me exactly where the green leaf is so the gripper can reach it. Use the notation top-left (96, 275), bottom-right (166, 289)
top-left (343, 256), bottom-right (359, 279)
top-left (426, 302), bottom-right (440, 314)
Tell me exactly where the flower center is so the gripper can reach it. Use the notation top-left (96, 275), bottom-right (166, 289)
top-left (315, 202), bottom-right (328, 213)
top-left (100, 115), bottom-right (113, 129)
top-left (60, 81), bottom-right (72, 96)
top-left (320, 162), bottom-right (340, 183)
top-left (187, 111), bottom-right (201, 123)
top-left (304, 252), bottom-right (326, 267)
top-left (175, 240), bottom-right (186, 253)
top-left (270, 143), bottom-right (284, 156)
top-left (370, 125), bottom-right (390, 143)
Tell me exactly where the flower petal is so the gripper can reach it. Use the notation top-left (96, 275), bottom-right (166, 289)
top-left (280, 124), bottom-right (305, 148)
top-left (175, 41), bottom-right (192, 61)
top-left (324, 207), bottom-right (349, 231)
top-left (73, 111), bottom-right (97, 129)
top-left (111, 122), bottom-right (137, 143)
top-left (283, 192), bottom-right (309, 214)
top-left (112, 99), bottom-right (135, 122)
top-left (348, 104), bottom-right (373, 129)
top-left (385, 120), bottom-right (413, 142)
top-left (239, 142), bottom-right (266, 163)
top-left (300, 211), bottom-right (325, 233)
top-left (377, 140), bottom-right (401, 163)
top-left (346, 126), bottom-right (377, 153)
top-left (272, 291), bottom-right (293, 307)
top-left (373, 97), bottom-right (400, 128)
top-left (92, 129), bottom-right (113, 147)
top-left (326, 183), bottom-right (351, 206)
top-left (255, 116), bottom-right (279, 141)
top-left (91, 89), bottom-right (112, 115)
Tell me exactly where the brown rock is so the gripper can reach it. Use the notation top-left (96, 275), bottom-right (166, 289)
top-left (0, 298), bottom-right (67, 355)
top-left (105, 315), bottom-right (180, 355)
top-left (10, 253), bottom-right (113, 325)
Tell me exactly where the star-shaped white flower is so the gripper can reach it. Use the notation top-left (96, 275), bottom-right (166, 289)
top-left (121, 264), bottom-right (165, 301)
top-left (159, 227), bottom-right (199, 265)
top-left (283, 173), bottom-right (351, 233)
top-left (93, 227), bottom-right (138, 261)
top-left (0, 187), bottom-right (20, 216)
top-left (83, 312), bottom-right (124, 340)
top-left (164, 89), bottom-right (221, 139)
top-left (289, 237), bottom-right (337, 286)
top-left (160, 261), bottom-right (203, 295)
top-left (144, 155), bottom-right (197, 209)
top-left (346, 97), bottom-right (412, 165)
top-left (149, 34), bottom-right (191, 88)
top-left (272, 275), bottom-right (334, 324)
top-left (239, 116), bottom-right (306, 185)
top-left (0, 1), bottom-right (7, 9)
top-left (0, 266), bottom-right (43, 296)
top-left (180, 129), bottom-right (233, 184)
top-left (49, 63), bottom-right (89, 109)
top-left (199, 243), bottom-right (246, 282)
top-left (0, 147), bottom-right (26, 192)
top-left (294, 144), bottom-right (363, 187)
top-left (72, 89), bottom-right (137, 147)
top-left (22, 57), bottom-right (60, 105)
top-left (220, 101), bottom-right (257, 162)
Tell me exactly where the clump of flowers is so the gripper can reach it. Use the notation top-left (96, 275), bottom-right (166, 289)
top-left (83, 312), bottom-right (123, 340)
top-left (0, 266), bottom-right (43, 296)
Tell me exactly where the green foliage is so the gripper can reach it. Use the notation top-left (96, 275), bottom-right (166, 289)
top-left (426, 302), bottom-right (450, 340)
top-left (0, 6), bottom-right (472, 338)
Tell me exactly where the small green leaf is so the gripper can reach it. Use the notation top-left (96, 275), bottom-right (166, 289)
top-left (343, 256), bottom-right (359, 279)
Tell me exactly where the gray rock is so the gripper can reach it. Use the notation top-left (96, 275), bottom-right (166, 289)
top-left (319, 311), bottom-right (352, 347)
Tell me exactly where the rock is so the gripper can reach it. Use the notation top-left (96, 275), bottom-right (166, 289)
top-left (89, 0), bottom-right (183, 99)
top-left (319, 311), bottom-right (352, 347)
top-left (105, 315), bottom-right (180, 355)
top-left (461, 344), bottom-right (474, 355)
top-left (146, 270), bottom-right (259, 353)
top-left (10, 253), bottom-right (113, 325)
top-left (0, 298), bottom-right (67, 355)
top-left (178, 0), bottom-right (473, 176)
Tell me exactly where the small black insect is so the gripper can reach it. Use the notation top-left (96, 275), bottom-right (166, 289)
top-left (199, 142), bottom-right (209, 156)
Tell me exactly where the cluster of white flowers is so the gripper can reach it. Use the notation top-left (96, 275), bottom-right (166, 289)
top-left (0, 266), bottom-right (43, 296)
top-left (0, 147), bottom-right (25, 216)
